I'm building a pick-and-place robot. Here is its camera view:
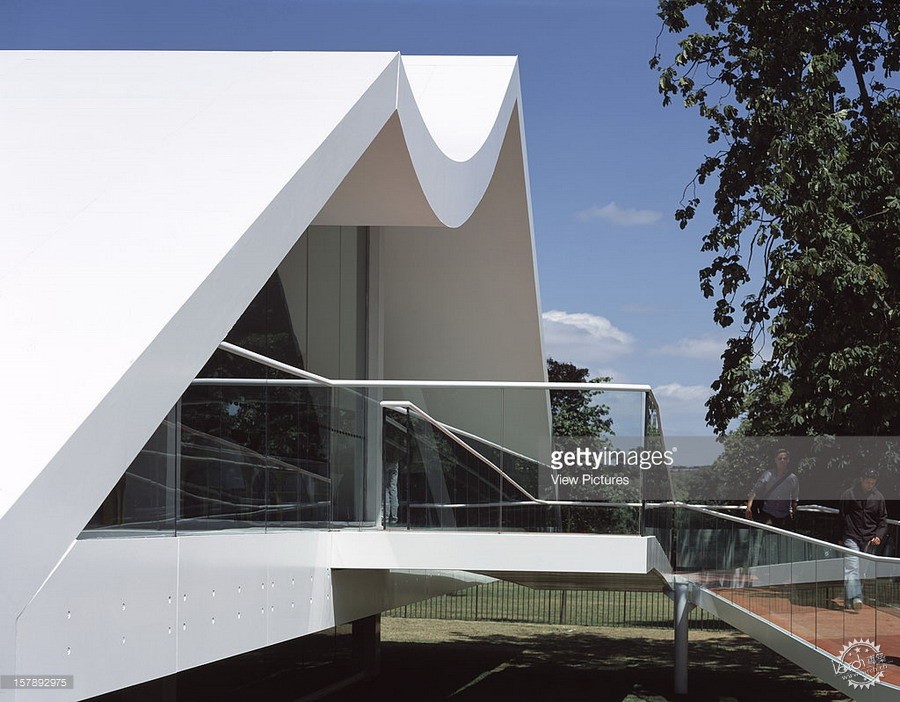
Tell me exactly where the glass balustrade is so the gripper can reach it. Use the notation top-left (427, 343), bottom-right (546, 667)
top-left (376, 384), bottom-right (664, 534)
top-left (669, 505), bottom-right (899, 687)
top-left (82, 382), bottom-right (358, 534)
top-left (81, 375), bottom-right (665, 537)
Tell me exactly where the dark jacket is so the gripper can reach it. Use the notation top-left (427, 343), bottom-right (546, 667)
top-left (840, 483), bottom-right (888, 548)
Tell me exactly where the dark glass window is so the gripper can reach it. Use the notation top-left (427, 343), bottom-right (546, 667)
top-left (83, 226), bottom-right (371, 535)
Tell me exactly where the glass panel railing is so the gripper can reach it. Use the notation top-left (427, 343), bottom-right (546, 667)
top-left (81, 382), bottom-right (354, 535)
top-left (178, 383), bottom-right (337, 530)
top-left (378, 384), bottom-right (664, 534)
top-left (82, 346), bottom-right (669, 539)
top-left (387, 408), bottom-right (544, 531)
top-left (83, 408), bottom-right (178, 535)
top-left (672, 505), bottom-right (900, 688)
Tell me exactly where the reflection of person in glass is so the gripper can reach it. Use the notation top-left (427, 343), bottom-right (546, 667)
top-left (384, 440), bottom-right (400, 526)
top-left (744, 448), bottom-right (799, 528)
top-left (841, 468), bottom-right (887, 611)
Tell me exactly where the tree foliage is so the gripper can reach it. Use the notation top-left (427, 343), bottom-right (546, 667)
top-left (652, 0), bottom-right (900, 436)
top-left (546, 359), bottom-right (637, 532)
top-left (547, 357), bottom-right (614, 437)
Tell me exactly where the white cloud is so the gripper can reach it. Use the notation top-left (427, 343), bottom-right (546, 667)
top-left (575, 201), bottom-right (662, 227)
top-left (542, 310), bottom-right (634, 370)
top-left (543, 310), bottom-right (632, 345)
top-left (654, 383), bottom-right (712, 404)
top-left (652, 383), bottom-right (714, 436)
top-left (654, 336), bottom-right (726, 361)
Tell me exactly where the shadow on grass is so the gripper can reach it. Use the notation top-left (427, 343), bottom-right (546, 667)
top-left (325, 625), bottom-right (849, 702)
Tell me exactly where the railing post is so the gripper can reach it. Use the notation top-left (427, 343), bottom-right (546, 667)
top-left (403, 409), bottom-right (412, 530)
top-left (639, 499), bottom-right (646, 536)
top-left (674, 580), bottom-right (694, 696)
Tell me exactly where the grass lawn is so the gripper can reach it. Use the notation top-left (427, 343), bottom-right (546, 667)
top-left (325, 618), bottom-right (851, 702)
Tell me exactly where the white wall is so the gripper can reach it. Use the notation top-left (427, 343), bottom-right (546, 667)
top-left (379, 111), bottom-right (550, 458)
top-left (15, 533), bottom-right (478, 701)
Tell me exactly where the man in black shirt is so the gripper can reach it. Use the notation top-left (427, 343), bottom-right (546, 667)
top-left (840, 468), bottom-right (888, 610)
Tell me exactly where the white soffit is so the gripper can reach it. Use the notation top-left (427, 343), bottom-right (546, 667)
top-left (0, 51), bottom-right (533, 622)
top-left (330, 532), bottom-right (673, 589)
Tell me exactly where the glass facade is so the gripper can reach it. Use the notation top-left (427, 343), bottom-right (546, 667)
top-left (83, 226), bottom-right (370, 535)
top-left (88, 408), bottom-right (178, 534)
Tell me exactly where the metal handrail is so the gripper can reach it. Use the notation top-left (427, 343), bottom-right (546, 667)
top-left (193, 376), bottom-right (653, 391)
top-left (210, 341), bottom-right (662, 515)
top-left (692, 502), bottom-right (900, 527)
top-left (669, 501), bottom-right (900, 564)
top-left (208, 342), bottom-right (654, 392)
top-left (218, 341), bottom-right (337, 385)
top-left (382, 400), bottom-right (642, 510)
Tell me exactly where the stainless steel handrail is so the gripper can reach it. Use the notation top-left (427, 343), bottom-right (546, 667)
top-left (690, 502), bottom-right (900, 527)
top-left (210, 342), bottom-right (654, 392)
top-left (382, 400), bottom-right (642, 510)
top-left (670, 501), bottom-right (900, 564)
top-left (211, 341), bottom-right (661, 514)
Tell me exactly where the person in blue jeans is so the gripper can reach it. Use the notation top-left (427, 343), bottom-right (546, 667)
top-left (840, 469), bottom-right (888, 610)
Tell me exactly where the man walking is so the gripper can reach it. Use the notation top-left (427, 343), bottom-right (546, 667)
top-left (745, 448), bottom-right (799, 527)
top-left (841, 468), bottom-right (888, 610)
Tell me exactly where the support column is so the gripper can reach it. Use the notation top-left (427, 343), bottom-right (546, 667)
top-left (352, 613), bottom-right (381, 677)
top-left (673, 581), bottom-right (695, 696)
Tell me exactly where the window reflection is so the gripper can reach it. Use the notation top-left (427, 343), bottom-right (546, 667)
top-left (82, 227), bottom-right (370, 535)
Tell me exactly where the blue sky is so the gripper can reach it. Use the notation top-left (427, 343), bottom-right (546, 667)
top-left (2, 0), bottom-right (728, 435)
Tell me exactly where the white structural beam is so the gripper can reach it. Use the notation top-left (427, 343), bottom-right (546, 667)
top-left (331, 531), bottom-right (672, 588)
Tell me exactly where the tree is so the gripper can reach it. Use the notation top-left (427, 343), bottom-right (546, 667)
top-left (547, 357), bottom-right (614, 437)
top-left (652, 0), bottom-right (900, 436)
top-left (546, 359), bottom-right (638, 533)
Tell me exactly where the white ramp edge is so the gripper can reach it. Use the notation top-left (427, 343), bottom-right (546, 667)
top-left (691, 584), bottom-right (900, 701)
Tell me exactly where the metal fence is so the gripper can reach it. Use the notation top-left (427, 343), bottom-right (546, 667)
top-left (386, 580), bottom-right (729, 631)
